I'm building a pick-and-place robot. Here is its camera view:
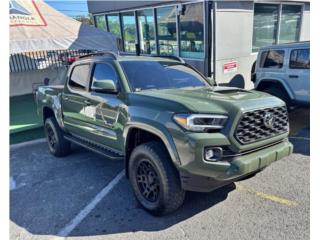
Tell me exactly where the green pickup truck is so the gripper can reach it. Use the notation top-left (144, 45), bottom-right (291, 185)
top-left (36, 52), bottom-right (293, 215)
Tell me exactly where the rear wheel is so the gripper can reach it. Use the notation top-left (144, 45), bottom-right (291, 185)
top-left (44, 117), bottom-right (71, 157)
top-left (129, 142), bottom-right (185, 216)
top-left (264, 86), bottom-right (292, 108)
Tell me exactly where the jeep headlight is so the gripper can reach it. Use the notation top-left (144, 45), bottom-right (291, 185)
top-left (173, 114), bottom-right (228, 132)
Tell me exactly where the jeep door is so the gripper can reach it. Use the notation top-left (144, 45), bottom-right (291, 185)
top-left (287, 47), bottom-right (310, 103)
top-left (83, 62), bottom-right (125, 152)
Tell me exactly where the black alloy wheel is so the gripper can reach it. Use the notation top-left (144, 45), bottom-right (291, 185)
top-left (136, 160), bottom-right (160, 203)
top-left (44, 117), bottom-right (71, 157)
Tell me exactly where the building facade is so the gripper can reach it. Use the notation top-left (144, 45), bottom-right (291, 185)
top-left (88, 0), bottom-right (310, 89)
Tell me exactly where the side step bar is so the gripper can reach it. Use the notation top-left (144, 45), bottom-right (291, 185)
top-left (64, 135), bottom-right (123, 160)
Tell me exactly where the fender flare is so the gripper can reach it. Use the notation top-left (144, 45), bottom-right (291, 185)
top-left (256, 78), bottom-right (294, 100)
top-left (42, 94), bottom-right (64, 129)
top-left (123, 122), bottom-right (181, 166)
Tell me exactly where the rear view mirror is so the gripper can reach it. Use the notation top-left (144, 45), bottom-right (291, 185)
top-left (92, 80), bottom-right (118, 93)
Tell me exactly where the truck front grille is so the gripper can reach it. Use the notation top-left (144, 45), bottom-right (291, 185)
top-left (234, 106), bottom-right (289, 144)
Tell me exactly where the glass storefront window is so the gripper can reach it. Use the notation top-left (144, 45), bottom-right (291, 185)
top-left (107, 14), bottom-right (121, 38)
top-left (137, 9), bottom-right (156, 54)
top-left (95, 15), bottom-right (107, 31)
top-left (121, 12), bottom-right (137, 53)
top-left (179, 3), bottom-right (204, 59)
top-left (252, 4), bottom-right (278, 52)
top-left (279, 5), bottom-right (302, 44)
top-left (156, 6), bottom-right (178, 56)
top-left (253, 4), bottom-right (303, 51)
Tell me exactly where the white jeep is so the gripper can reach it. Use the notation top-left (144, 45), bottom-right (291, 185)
top-left (253, 41), bottom-right (310, 108)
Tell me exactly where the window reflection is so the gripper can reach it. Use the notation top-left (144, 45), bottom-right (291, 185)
top-left (252, 4), bottom-right (278, 52)
top-left (179, 3), bottom-right (204, 59)
top-left (107, 14), bottom-right (121, 38)
top-left (279, 5), bottom-right (302, 44)
top-left (253, 4), bottom-right (303, 51)
top-left (157, 7), bottom-right (177, 56)
top-left (95, 15), bottom-right (107, 31)
top-left (122, 12), bottom-right (137, 53)
top-left (137, 9), bottom-right (156, 54)
top-left (290, 49), bottom-right (310, 69)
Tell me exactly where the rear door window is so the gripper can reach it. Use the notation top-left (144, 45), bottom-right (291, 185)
top-left (69, 64), bottom-right (90, 91)
top-left (260, 50), bottom-right (285, 69)
top-left (290, 48), bottom-right (310, 69)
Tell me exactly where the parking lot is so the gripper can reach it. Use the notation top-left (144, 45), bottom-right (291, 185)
top-left (10, 108), bottom-right (310, 240)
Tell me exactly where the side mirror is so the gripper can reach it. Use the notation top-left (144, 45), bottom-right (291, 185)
top-left (92, 80), bottom-right (118, 93)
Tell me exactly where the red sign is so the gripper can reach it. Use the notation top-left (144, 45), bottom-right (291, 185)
top-left (223, 61), bottom-right (238, 73)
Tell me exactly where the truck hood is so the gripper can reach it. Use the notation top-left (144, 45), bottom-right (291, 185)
top-left (134, 86), bottom-right (284, 114)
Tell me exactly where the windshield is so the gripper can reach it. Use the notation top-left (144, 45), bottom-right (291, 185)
top-left (120, 60), bottom-right (209, 91)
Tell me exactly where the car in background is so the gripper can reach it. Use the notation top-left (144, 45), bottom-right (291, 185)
top-left (252, 41), bottom-right (310, 108)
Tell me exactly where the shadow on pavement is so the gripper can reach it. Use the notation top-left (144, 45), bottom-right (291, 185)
top-left (290, 127), bottom-right (310, 156)
top-left (11, 107), bottom-right (309, 237)
top-left (69, 181), bottom-right (235, 236)
top-left (10, 143), bottom-right (235, 237)
top-left (10, 145), bottom-right (123, 237)
top-left (288, 107), bottom-right (310, 156)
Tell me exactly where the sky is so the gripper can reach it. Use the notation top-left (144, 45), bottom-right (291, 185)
top-left (45, 0), bottom-right (89, 17)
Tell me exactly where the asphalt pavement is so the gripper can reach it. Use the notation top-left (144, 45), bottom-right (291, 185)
top-left (10, 108), bottom-right (310, 240)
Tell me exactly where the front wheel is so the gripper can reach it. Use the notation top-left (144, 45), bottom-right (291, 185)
top-left (129, 142), bottom-right (185, 216)
top-left (44, 117), bottom-right (71, 157)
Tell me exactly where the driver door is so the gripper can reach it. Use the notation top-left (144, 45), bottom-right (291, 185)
top-left (82, 62), bottom-right (125, 152)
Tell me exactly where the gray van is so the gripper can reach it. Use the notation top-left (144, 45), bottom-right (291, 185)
top-left (253, 41), bottom-right (310, 107)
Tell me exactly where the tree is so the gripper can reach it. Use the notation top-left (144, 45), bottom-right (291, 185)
top-left (73, 14), bottom-right (94, 26)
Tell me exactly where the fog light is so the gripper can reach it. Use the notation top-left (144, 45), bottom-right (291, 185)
top-left (204, 147), bottom-right (223, 161)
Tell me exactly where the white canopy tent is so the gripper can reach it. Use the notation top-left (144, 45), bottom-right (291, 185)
top-left (9, 0), bottom-right (118, 97)
top-left (9, 0), bottom-right (118, 54)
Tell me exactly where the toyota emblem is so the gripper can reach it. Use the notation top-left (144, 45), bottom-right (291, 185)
top-left (263, 112), bottom-right (275, 128)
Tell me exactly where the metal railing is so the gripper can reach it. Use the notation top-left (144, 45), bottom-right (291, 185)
top-left (9, 49), bottom-right (93, 73)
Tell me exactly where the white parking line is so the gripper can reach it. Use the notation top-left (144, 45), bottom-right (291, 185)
top-left (10, 177), bottom-right (16, 191)
top-left (10, 138), bottom-right (46, 150)
top-left (56, 170), bottom-right (125, 237)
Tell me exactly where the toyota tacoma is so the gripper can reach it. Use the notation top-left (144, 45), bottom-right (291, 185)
top-left (36, 52), bottom-right (293, 215)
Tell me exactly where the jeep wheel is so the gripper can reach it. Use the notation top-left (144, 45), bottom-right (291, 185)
top-left (44, 117), bottom-right (71, 157)
top-left (264, 86), bottom-right (291, 108)
top-left (129, 142), bottom-right (185, 216)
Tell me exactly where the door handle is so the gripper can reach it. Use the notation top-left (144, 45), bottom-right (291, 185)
top-left (84, 100), bottom-right (92, 105)
top-left (289, 75), bottom-right (299, 78)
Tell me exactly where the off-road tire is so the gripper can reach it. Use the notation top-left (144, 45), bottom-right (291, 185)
top-left (44, 117), bottom-right (71, 157)
top-left (129, 141), bottom-right (185, 216)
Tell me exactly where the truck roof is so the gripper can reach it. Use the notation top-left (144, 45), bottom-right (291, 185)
top-left (259, 41), bottom-right (310, 51)
top-left (76, 52), bottom-right (184, 64)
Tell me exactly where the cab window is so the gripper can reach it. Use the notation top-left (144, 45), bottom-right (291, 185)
top-left (290, 48), bottom-right (310, 69)
top-left (120, 60), bottom-right (208, 91)
top-left (260, 50), bottom-right (285, 69)
top-left (69, 64), bottom-right (90, 91)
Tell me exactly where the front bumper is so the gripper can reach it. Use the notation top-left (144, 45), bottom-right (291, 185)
top-left (178, 139), bottom-right (293, 192)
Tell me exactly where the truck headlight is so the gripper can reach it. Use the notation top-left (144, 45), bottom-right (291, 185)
top-left (173, 114), bottom-right (228, 132)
